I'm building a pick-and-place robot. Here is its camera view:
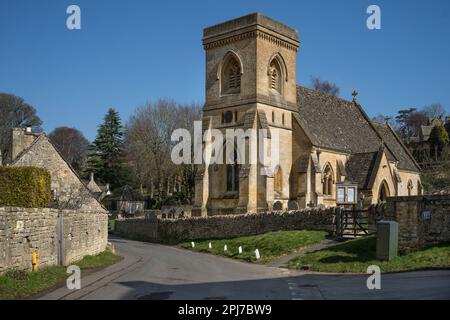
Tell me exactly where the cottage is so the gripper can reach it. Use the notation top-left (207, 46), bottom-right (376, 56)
top-left (0, 127), bottom-right (105, 211)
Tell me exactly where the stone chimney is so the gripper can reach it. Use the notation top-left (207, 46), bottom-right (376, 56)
top-left (6, 128), bottom-right (39, 164)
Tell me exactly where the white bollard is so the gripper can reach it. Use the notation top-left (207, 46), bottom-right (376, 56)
top-left (191, 241), bottom-right (195, 248)
top-left (224, 244), bottom-right (228, 252)
top-left (255, 249), bottom-right (260, 260)
top-left (238, 246), bottom-right (242, 254)
top-left (208, 242), bottom-right (212, 249)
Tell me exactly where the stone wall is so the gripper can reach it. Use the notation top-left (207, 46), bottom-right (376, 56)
top-left (370, 195), bottom-right (450, 252)
top-left (0, 207), bottom-right (108, 275)
top-left (115, 208), bottom-right (335, 244)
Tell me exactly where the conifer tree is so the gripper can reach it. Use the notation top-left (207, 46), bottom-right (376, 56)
top-left (87, 108), bottom-right (127, 188)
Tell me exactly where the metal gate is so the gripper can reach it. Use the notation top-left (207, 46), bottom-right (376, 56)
top-left (335, 207), bottom-right (372, 238)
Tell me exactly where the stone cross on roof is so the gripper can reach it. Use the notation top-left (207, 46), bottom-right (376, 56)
top-left (352, 90), bottom-right (358, 101)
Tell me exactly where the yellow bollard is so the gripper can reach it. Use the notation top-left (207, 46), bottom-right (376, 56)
top-left (32, 251), bottom-right (38, 272)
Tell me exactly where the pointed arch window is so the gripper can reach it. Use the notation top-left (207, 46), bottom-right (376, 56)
top-left (226, 148), bottom-right (240, 192)
top-left (407, 180), bottom-right (413, 196)
top-left (222, 55), bottom-right (241, 94)
top-left (378, 180), bottom-right (390, 203)
top-left (322, 164), bottom-right (334, 196)
top-left (268, 58), bottom-right (283, 94)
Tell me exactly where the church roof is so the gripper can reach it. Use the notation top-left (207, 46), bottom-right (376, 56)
top-left (295, 86), bottom-right (420, 172)
top-left (296, 86), bottom-right (381, 154)
top-left (345, 151), bottom-right (380, 190)
top-left (371, 122), bottom-right (420, 172)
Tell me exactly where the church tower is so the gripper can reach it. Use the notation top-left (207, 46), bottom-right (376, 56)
top-left (192, 13), bottom-right (300, 216)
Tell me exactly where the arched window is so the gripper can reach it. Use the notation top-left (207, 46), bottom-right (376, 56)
top-left (322, 164), bottom-right (334, 196)
top-left (417, 180), bottom-right (423, 195)
top-left (221, 55), bottom-right (241, 94)
top-left (274, 166), bottom-right (282, 195)
top-left (226, 148), bottom-right (239, 192)
top-left (378, 180), bottom-right (390, 203)
top-left (269, 59), bottom-right (282, 93)
top-left (407, 180), bottom-right (413, 196)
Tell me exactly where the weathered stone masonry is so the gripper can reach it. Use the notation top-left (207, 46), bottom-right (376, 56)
top-left (115, 208), bottom-right (335, 244)
top-left (0, 207), bottom-right (108, 275)
top-left (370, 195), bottom-right (450, 252)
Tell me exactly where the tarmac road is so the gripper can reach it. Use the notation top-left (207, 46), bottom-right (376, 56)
top-left (39, 236), bottom-right (450, 300)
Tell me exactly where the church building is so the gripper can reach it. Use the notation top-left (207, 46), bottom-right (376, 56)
top-left (192, 13), bottom-right (421, 216)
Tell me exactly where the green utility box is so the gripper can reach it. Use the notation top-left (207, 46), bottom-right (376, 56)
top-left (376, 220), bottom-right (398, 261)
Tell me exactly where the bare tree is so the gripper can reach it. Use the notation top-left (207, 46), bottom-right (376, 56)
top-left (371, 114), bottom-right (397, 128)
top-left (125, 100), bottom-right (201, 202)
top-left (422, 103), bottom-right (446, 120)
top-left (49, 127), bottom-right (90, 173)
top-left (0, 93), bottom-right (42, 161)
top-left (310, 76), bottom-right (340, 97)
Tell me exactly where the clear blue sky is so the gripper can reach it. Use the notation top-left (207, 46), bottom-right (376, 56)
top-left (1, 0), bottom-right (449, 141)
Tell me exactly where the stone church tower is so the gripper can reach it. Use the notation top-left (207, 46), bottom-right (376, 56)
top-left (192, 13), bottom-right (300, 216)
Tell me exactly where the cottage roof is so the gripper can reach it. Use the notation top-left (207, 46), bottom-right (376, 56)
top-left (109, 185), bottom-right (145, 202)
top-left (10, 133), bottom-right (107, 211)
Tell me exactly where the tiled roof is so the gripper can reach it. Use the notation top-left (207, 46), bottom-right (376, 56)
top-left (345, 151), bottom-right (379, 189)
top-left (371, 122), bottom-right (420, 172)
top-left (296, 86), bottom-right (420, 173)
top-left (296, 86), bottom-right (381, 154)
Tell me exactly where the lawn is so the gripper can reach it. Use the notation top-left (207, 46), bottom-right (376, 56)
top-left (287, 236), bottom-right (450, 273)
top-left (179, 230), bottom-right (329, 264)
top-left (0, 251), bottom-right (121, 300)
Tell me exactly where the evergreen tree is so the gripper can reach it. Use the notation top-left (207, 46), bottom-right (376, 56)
top-left (429, 124), bottom-right (449, 160)
top-left (87, 108), bottom-right (127, 188)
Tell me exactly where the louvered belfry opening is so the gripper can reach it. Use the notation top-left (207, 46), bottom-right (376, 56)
top-left (223, 57), bottom-right (241, 94)
top-left (269, 59), bottom-right (282, 93)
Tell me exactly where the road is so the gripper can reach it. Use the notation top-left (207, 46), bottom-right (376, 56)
top-left (39, 236), bottom-right (450, 300)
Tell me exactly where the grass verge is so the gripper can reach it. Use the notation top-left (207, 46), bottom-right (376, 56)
top-left (179, 230), bottom-right (329, 264)
top-left (0, 251), bottom-right (121, 300)
top-left (287, 236), bottom-right (450, 273)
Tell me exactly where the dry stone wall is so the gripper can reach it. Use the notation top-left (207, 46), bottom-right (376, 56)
top-left (0, 207), bottom-right (108, 274)
top-left (115, 208), bottom-right (336, 244)
top-left (370, 195), bottom-right (450, 252)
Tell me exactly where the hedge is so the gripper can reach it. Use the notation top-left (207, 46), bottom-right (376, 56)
top-left (0, 166), bottom-right (51, 208)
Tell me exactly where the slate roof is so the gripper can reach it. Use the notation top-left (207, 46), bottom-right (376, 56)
top-left (371, 122), bottom-right (420, 172)
top-left (345, 151), bottom-right (379, 189)
top-left (296, 86), bottom-right (381, 154)
top-left (295, 86), bottom-right (420, 173)
top-left (420, 125), bottom-right (434, 141)
top-left (11, 133), bottom-right (107, 211)
top-left (108, 185), bottom-right (145, 202)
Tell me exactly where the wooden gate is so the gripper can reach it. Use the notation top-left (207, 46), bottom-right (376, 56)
top-left (335, 207), bottom-right (372, 238)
